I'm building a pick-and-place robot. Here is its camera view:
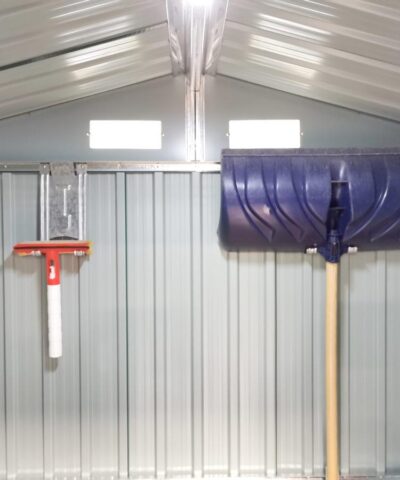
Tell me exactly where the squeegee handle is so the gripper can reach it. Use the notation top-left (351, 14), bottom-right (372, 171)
top-left (46, 251), bottom-right (62, 358)
top-left (326, 261), bottom-right (339, 480)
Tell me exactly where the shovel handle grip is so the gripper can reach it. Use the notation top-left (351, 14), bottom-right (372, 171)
top-left (326, 261), bottom-right (339, 480)
top-left (47, 284), bottom-right (62, 358)
top-left (46, 251), bottom-right (62, 358)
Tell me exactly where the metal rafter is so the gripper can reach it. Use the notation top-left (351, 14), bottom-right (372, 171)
top-left (166, 0), bottom-right (186, 75)
top-left (166, 0), bottom-right (229, 77)
top-left (186, 5), bottom-right (208, 161)
top-left (166, 0), bottom-right (229, 161)
top-left (204, 0), bottom-right (230, 75)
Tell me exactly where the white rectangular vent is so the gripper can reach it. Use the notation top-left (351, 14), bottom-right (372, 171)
top-left (89, 120), bottom-right (162, 149)
top-left (229, 119), bottom-right (301, 149)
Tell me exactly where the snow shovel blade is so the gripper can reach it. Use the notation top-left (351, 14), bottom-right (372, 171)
top-left (218, 148), bottom-right (400, 261)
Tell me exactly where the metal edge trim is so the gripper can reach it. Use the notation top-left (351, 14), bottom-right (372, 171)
top-left (0, 162), bottom-right (221, 173)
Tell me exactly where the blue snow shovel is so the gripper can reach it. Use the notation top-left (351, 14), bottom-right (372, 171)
top-left (218, 147), bottom-right (400, 480)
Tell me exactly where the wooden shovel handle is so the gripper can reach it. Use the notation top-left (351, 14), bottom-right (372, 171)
top-left (326, 261), bottom-right (339, 480)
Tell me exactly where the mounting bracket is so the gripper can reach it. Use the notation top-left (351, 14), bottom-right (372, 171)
top-left (40, 162), bottom-right (87, 241)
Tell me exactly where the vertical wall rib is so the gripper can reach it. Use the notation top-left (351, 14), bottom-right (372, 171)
top-left (340, 254), bottom-right (351, 476)
top-left (164, 174), bottom-right (193, 475)
top-left (191, 172), bottom-right (203, 479)
top-left (276, 253), bottom-right (304, 475)
top-left (202, 174), bottom-right (229, 475)
top-left (0, 171), bottom-right (397, 479)
top-left (52, 254), bottom-right (81, 477)
top-left (79, 173), bottom-right (120, 478)
top-left (227, 249), bottom-right (239, 478)
top-left (0, 172), bottom-right (5, 479)
top-left (238, 251), bottom-right (268, 474)
top-left (116, 172), bottom-right (129, 479)
top-left (154, 172), bottom-right (167, 479)
top-left (348, 253), bottom-right (378, 474)
top-left (386, 251), bottom-right (400, 474)
top-left (312, 254), bottom-right (325, 476)
top-left (127, 173), bottom-right (156, 478)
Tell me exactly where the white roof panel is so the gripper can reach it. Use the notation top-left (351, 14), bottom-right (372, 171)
top-left (0, 0), bottom-right (167, 67)
top-left (0, 25), bottom-right (172, 119)
top-left (1, 0), bottom-right (400, 121)
top-left (218, 0), bottom-right (400, 121)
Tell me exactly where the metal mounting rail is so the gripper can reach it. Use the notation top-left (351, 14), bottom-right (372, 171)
top-left (0, 161), bottom-right (221, 173)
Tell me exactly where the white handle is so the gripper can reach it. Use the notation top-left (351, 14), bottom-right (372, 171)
top-left (47, 284), bottom-right (62, 358)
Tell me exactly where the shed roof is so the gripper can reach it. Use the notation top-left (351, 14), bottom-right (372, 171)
top-left (0, 0), bottom-right (399, 121)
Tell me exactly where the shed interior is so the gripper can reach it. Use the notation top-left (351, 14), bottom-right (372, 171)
top-left (0, 1), bottom-right (400, 479)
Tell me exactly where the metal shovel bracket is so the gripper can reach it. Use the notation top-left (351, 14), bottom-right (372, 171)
top-left (40, 163), bottom-right (87, 241)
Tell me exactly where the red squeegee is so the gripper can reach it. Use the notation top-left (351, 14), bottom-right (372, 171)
top-left (14, 240), bottom-right (92, 358)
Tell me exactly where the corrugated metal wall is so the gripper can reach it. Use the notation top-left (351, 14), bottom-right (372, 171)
top-left (1, 171), bottom-right (399, 479)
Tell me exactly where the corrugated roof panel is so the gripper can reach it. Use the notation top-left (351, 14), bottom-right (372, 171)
top-left (0, 0), bottom-right (166, 67)
top-left (218, 0), bottom-right (400, 121)
top-left (0, 25), bottom-right (172, 119)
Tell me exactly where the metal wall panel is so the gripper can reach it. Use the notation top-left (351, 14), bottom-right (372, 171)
top-left (1, 171), bottom-right (400, 479)
top-left (205, 76), bottom-right (400, 163)
top-left (201, 173), bottom-right (229, 475)
top-left (0, 173), bottom-right (124, 479)
top-left (312, 255), bottom-right (326, 476)
top-left (0, 174), bottom-right (5, 479)
top-left (50, 254), bottom-right (81, 478)
top-left (163, 175), bottom-right (193, 475)
top-left (277, 253), bottom-right (309, 475)
top-left (348, 254), bottom-right (379, 473)
top-left (81, 174), bottom-right (120, 477)
top-left (0, 76), bottom-right (186, 163)
top-left (2, 174), bottom-right (44, 479)
top-left (126, 174), bottom-right (156, 478)
top-left (387, 252), bottom-right (400, 474)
